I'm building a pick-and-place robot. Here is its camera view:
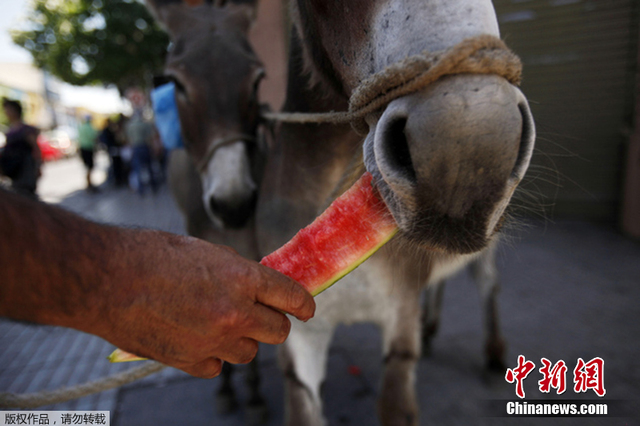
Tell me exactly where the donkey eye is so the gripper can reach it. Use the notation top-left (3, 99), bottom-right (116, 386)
top-left (252, 70), bottom-right (265, 98)
top-left (172, 78), bottom-right (186, 93)
top-left (170, 76), bottom-right (188, 99)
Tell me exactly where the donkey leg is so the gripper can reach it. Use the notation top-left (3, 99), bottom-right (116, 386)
top-left (215, 362), bottom-right (239, 414)
top-left (245, 356), bottom-right (269, 425)
top-left (420, 279), bottom-right (446, 357)
top-left (379, 293), bottom-right (422, 426)
top-left (279, 321), bottom-right (334, 426)
top-left (471, 243), bottom-right (506, 372)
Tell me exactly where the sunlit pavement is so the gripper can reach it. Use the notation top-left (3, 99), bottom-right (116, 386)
top-left (1, 155), bottom-right (639, 425)
top-left (38, 151), bottom-right (109, 204)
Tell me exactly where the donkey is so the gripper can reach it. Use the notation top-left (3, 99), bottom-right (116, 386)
top-left (149, 0), bottom-right (265, 246)
top-left (145, 0), bottom-right (270, 419)
top-left (255, 1), bottom-right (536, 424)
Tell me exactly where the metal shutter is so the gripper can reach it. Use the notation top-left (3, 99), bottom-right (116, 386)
top-left (493, 0), bottom-right (639, 220)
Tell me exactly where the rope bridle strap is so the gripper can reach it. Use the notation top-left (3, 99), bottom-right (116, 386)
top-left (0, 362), bottom-right (166, 409)
top-left (195, 133), bottom-right (257, 173)
top-left (262, 34), bottom-right (522, 134)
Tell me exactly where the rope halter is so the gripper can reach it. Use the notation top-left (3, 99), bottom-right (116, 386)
top-left (195, 133), bottom-right (256, 173)
top-left (262, 34), bottom-right (522, 135)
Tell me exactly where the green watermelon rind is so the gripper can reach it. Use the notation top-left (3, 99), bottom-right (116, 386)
top-left (108, 348), bottom-right (145, 363)
top-left (260, 172), bottom-right (398, 296)
top-left (308, 226), bottom-right (398, 296)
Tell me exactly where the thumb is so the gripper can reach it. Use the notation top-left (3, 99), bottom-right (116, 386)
top-left (255, 265), bottom-right (316, 322)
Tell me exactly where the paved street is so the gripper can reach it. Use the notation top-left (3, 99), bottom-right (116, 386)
top-left (37, 152), bottom-right (109, 204)
top-left (1, 154), bottom-right (639, 425)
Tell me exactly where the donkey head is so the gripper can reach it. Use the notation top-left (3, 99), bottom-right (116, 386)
top-left (292, 0), bottom-right (536, 254)
top-left (148, 0), bottom-right (264, 229)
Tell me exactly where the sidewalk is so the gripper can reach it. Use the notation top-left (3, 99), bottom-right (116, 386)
top-left (1, 156), bottom-right (639, 425)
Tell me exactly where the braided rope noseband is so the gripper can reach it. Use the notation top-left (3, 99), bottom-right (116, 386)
top-left (262, 34), bottom-right (522, 135)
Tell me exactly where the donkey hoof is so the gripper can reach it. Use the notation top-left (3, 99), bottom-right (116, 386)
top-left (421, 323), bottom-right (438, 357)
top-left (215, 390), bottom-right (239, 414)
top-left (420, 339), bottom-right (433, 358)
top-left (246, 401), bottom-right (269, 425)
top-left (483, 359), bottom-right (509, 388)
top-left (484, 338), bottom-right (506, 373)
top-left (485, 357), bottom-right (506, 373)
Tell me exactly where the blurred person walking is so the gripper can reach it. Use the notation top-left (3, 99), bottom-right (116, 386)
top-left (99, 118), bottom-right (126, 187)
top-left (0, 98), bottom-right (42, 198)
top-left (77, 115), bottom-right (99, 192)
top-left (115, 113), bottom-right (132, 184)
top-left (126, 108), bottom-right (158, 195)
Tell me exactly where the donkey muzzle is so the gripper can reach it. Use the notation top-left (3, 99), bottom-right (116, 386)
top-left (365, 74), bottom-right (535, 253)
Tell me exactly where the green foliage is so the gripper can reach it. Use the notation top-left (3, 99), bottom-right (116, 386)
top-left (12, 0), bottom-right (170, 92)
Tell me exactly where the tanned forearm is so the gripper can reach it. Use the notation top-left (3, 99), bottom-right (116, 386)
top-left (0, 188), bottom-right (116, 333)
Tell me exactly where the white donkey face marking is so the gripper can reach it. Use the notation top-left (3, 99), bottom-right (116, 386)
top-left (370, 0), bottom-right (499, 67)
top-left (201, 141), bottom-right (257, 229)
top-left (296, 0), bottom-right (500, 93)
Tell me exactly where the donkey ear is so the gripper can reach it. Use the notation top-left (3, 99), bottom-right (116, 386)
top-left (145, 0), bottom-right (177, 23)
top-left (145, 0), bottom-right (195, 37)
top-left (226, 3), bottom-right (258, 34)
top-left (213, 0), bottom-right (258, 7)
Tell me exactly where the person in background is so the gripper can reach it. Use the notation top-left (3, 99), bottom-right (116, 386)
top-left (114, 113), bottom-right (131, 185)
top-left (150, 128), bottom-right (167, 185)
top-left (99, 118), bottom-right (125, 187)
top-left (77, 115), bottom-right (98, 192)
top-left (126, 108), bottom-right (158, 195)
top-left (0, 98), bottom-right (41, 198)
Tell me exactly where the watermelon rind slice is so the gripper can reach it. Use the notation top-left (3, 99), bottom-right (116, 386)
top-left (259, 171), bottom-right (398, 296)
top-left (306, 227), bottom-right (397, 296)
top-left (108, 348), bottom-right (146, 363)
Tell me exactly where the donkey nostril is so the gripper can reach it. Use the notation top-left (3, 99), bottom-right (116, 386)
top-left (380, 117), bottom-right (417, 182)
top-left (511, 102), bottom-right (536, 180)
top-left (208, 191), bottom-right (257, 229)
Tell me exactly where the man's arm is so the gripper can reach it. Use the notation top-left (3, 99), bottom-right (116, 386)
top-left (0, 189), bottom-right (315, 378)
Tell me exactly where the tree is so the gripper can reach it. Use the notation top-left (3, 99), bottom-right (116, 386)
top-left (12, 0), bottom-right (170, 92)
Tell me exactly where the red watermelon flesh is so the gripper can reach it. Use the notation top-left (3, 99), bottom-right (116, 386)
top-left (109, 172), bottom-right (397, 363)
top-left (260, 172), bottom-right (398, 296)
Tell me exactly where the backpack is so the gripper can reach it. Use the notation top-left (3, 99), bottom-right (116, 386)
top-left (150, 82), bottom-right (184, 151)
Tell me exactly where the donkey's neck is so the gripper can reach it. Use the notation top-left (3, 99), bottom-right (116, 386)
top-left (281, 32), bottom-right (348, 117)
top-left (256, 32), bottom-right (363, 253)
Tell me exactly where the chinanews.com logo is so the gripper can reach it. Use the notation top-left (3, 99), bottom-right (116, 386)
top-left (505, 355), bottom-right (605, 399)
top-left (492, 354), bottom-right (616, 418)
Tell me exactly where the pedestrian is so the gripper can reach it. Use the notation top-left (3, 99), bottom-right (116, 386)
top-left (99, 118), bottom-right (125, 187)
top-left (126, 108), bottom-right (159, 195)
top-left (114, 113), bottom-right (131, 185)
top-left (0, 98), bottom-right (42, 198)
top-left (77, 115), bottom-right (98, 192)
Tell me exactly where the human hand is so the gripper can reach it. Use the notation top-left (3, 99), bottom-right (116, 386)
top-left (92, 230), bottom-right (315, 378)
